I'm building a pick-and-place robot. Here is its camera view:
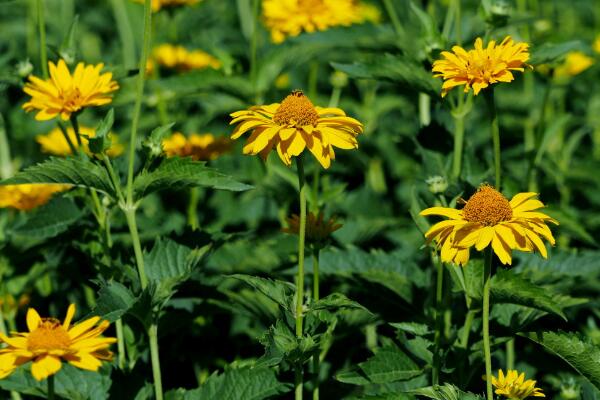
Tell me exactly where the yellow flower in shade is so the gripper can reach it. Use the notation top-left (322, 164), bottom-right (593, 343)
top-left (420, 185), bottom-right (558, 266)
top-left (22, 60), bottom-right (119, 121)
top-left (162, 132), bottom-right (232, 161)
top-left (0, 184), bottom-right (70, 211)
top-left (490, 369), bottom-right (545, 399)
top-left (133, 0), bottom-right (200, 11)
top-left (282, 211), bottom-right (342, 246)
top-left (0, 304), bottom-right (116, 381)
top-left (433, 36), bottom-right (530, 97)
top-left (36, 126), bottom-right (124, 158)
top-left (152, 44), bottom-right (221, 72)
top-left (594, 35), bottom-right (600, 54)
top-left (229, 90), bottom-right (363, 168)
top-left (262, 0), bottom-right (380, 43)
top-left (554, 51), bottom-right (594, 78)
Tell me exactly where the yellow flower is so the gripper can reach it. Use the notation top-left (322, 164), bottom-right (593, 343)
top-left (151, 44), bottom-right (221, 72)
top-left (262, 0), bottom-right (380, 43)
top-left (594, 35), bottom-right (600, 54)
top-left (133, 0), bottom-right (200, 11)
top-left (37, 126), bottom-right (124, 158)
top-left (0, 184), bottom-right (70, 211)
top-left (282, 211), bottom-right (342, 245)
top-left (420, 185), bottom-right (557, 266)
top-left (162, 132), bottom-right (232, 161)
top-left (491, 369), bottom-right (545, 399)
top-left (554, 51), bottom-right (594, 78)
top-left (229, 90), bottom-right (363, 168)
top-left (432, 36), bottom-right (530, 97)
top-left (23, 60), bottom-right (119, 121)
top-left (0, 304), bottom-right (116, 381)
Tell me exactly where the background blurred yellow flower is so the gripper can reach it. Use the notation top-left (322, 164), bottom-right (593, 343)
top-left (0, 184), bottom-right (70, 211)
top-left (491, 369), bottom-right (545, 399)
top-left (37, 126), bottom-right (124, 157)
top-left (23, 60), bottom-right (119, 121)
top-left (283, 211), bottom-right (342, 246)
top-left (262, 0), bottom-right (380, 43)
top-left (554, 51), bottom-right (594, 78)
top-left (162, 132), bottom-right (232, 161)
top-left (151, 44), bottom-right (221, 72)
top-left (132, 0), bottom-right (200, 11)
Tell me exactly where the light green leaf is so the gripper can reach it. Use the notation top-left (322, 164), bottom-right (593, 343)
top-left (9, 197), bottom-right (84, 240)
top-left (390, 322), bottom-right (431, 336)
top-left (358, 345), bottom-right (423, 384)
top-left (407, 383), bottom-right (484, 400)
top-left (92, 280), bottom-right (137, 322)
top-left (132, 157), bottom-right (252, 200)
top-left (530, 40), bottom-right (586, 65)
top-left (89, 109), bottom-right (114, 154)
top-left (229, 274), bottom-right (296, 312)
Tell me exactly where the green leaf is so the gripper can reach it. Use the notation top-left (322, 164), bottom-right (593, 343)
top-left (358, 345), bottom-right (423, 384)
top-left (331, 54), bottom-right (441, 96)
top-left (229, 274), bottom-right (296, 312)
top-left (530, 41), bottom-right (586, 65)
top-left (89, 109), bottom-right (114, 154)
top-left (309, 293), bottom-right (370, 314)
top-left (390, 322), bottom-right (431, 336)
top-left (59, 15), bottom-right (79, 64)
top-left (407, 383), bottom-right (484, 400)
top-left (491, 269), bottom-right (567, 320)
top-left (92, 280), bottom-right (137, 322)
top-left (143, 123), bottom-right (175, 157)
top-left (0, 157), bottom-right (115, 197)
top-left (132, 157), bottom-right (252, 200)
top-left (520, 331), bottom-right (600, 391)
top-left (165, 366), bottom-right (292, 400)
top-left (9, 197), bottom-right (84, 240)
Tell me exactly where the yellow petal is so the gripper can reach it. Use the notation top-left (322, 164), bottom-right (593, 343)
top-left (26, 308), bottom-right (42, 332)
top-left (68, 317), bottom-right (100, 340)
top-left (509, 192), bottom-right (538, 208)
top-left (420, 207), bottom-right (463, 220)
top-left (63, 304), bottom-right (76, 330)
top-left (475, 226), bottom-right (495, 251)
top-left (31, 355), bottom-right (62, 381)
top-left (492, 234), bottom-right (512, 265)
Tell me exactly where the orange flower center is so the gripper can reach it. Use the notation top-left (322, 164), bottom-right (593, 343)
top-left (273, 90), bottom-right (319, 127)
top-left (61, 87), bottom-right (84, 112)
top-left (27, 318), bottom-right (71, 351)
top-left (462, 185), bottom-right (512, 226)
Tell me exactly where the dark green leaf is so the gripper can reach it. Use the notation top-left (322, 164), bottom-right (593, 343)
top-left (229, 274), bottom-right (296, 312)
top-left (10, 197), bottom-right (84, 240)
top-left (89, 109), bottom-right (114, 154)
top-left (358, 345), bottom-right (423, 384)
top-left (92, 280), bottom-right (137, 322)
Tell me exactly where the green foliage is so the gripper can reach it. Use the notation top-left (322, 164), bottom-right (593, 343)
top-left (407, 384), bottom-right (484, 400)
top-left (8, 197), bottom-right (83, 240)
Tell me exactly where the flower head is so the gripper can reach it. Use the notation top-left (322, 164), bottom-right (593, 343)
top-left (433, 36), bottom-right (530, 97)
top-left (132, 0), bottom-right (200, 12)
top-left (0, 304), bottom-right (116, 381)
top-left (0, 184), bottom-right (70, 211)
top-left (37, 126), bottom-right (124, 158)
top-left (554, 51), bottom-right (594, 79)
top-left (491, 369), bottom-right (545, 399)
top-left (23, 60), bottom-right (119, 121)
top-left (262, 0), bottom-right (380, 43)
top-left (282, 211), bottom-right (342, 246)
top-left (420, 185), bottom-right (558, 266)
top-left (151, 44), bottom-right (220, 72)
top-left (162, 132), bottom-right (232, 161)
top-left (230, 90), bottom-right (363, 168)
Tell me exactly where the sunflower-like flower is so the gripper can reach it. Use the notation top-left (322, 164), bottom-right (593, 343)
top-left (282, 211), bottom-right (342, 247)
top-left (554, 51), bottom-right (594, 79)
top-left (0, 184), bottom-right (70, 211)
top-left (37, 126), bottom-right (124, 158)
top-left (432, 36), bottom-right (530, 97)
top-left (132, 0), bottom-right (200, 12)
top-left (420, 185), bottom-right (558, 266)
top-left (491, 369), bottom-right (545, 399)
top-left (162, 132), bottom-right (232, 161)
top-left (22, 60), bottom-right (119, 121)
top-left (0, 304), bottom-right (116, 381)
top-left (230, 90), bottom-right (363, 168)
top-left (151, 44), bottom-right (221, 72)
top-left (262, 0), bottom-right (380, 43)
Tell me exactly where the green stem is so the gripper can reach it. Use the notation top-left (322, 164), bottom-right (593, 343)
top-left (485, 90), bottom-right (501, 190)
top-left (70, 114), bottom-right (83, 149)
top-left (47, 375), bottom-right (55, 400)
top-left (295, 156), bottom-right (307, 400)
top-left (148, 323), bottom-right (163, 399)
top-left (36, 0), bottom-right (48, 78)
top-left (249, 0), bottom-right (260, 102)
top-left (109, 0), bottom-right (137, 70)
top-left (506, 339), bottom-right (515, 370)
top-left (308, 62), bottom-right (318, 100)
top-left (483, 247), bottom-right (493, 400)
top-left (418, 93), bottom-right (431, 127)
top-left (56, 122), bottom-right (79, 155)
top-left (0, 114), bottom-right (12, 179)
top-left (116, 318), bottom-right (126, 369)
top-left (451, 114), bottom-right (465, 180)
top-left (528, 83), bottom-right (552, 192)
top-left (454, 0), bottom-right (461, 44)
top-left (124, 208), bottom-right (148, 289)
top-left (328, 87), bottom-right (341, 108)
top-left (432, 255), bottom-right (444, 385)
top-left (459, 309), bottom-right (475, 349)
top-left (187, 187), bottom-right (200, 230)
top-left (101, 156), bottom-right (125, 203)
top-left (382, 0), bottom-right (404, 37)
top-left (312, 248), bottom-right (320, 302)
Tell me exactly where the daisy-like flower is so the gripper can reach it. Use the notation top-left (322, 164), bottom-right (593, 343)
top-left (22, 60), bottom-right (119, 121)
top-left (37, 126), bottom-right (124, 158)
top-left (262, 0), bottom-right (380, 43)
top-left (0, 184), bottom-right (70, 211)
top-left (132, 0), bottom-right (200, 12)
top-left (554, 51), bottom-right (594, 79)
top-left (162, 132), bottom-right (232, 161)
top-left (229, 90), bottom-right (363, 168)
top-left (282, 211), bottom-right (342, 247)
top-left (420, 185), bottom-right (558, 266)
top-left (491, 369), bottom-right (545, 399)
top-left (0, 304), bottom-right (116, 381)
top-left (151, 44), bottom-right (221, 72)
top-left (432, 36), bottom-right (530, 97)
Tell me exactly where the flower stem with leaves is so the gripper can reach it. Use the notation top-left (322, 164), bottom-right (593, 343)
top-left (483, 247), bottom-right (493, 400)
top-left (295, 156), bottom-right (307, 400)
top-left (485, 89), bottom-right (501, 189)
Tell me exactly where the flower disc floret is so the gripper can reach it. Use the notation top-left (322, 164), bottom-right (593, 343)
top-left (462, 185), bottom-right (513, 226)
top-left (27, 319), bottom-right (71, 351)
top-left (273, 90), bottom-right (320, 126)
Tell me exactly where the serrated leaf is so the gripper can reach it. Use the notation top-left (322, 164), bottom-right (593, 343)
top-left (530, 40), bottom-right (586, 65)
top-left (309, 293), bottom-right (370, 313)
top-left (229, 274), bottom-right (296, 312)
top-left (89, 109), bottom-right (114, 154)
top-left (390, 322), bottom-right (431, 336)
top-left (358, 345), bottom-right (423, 384)
top-left (407, 383), bottom-right (484, 400)
top-left (92, 280), bottom-right (137, 322)
top-left (165, 366), bottom-right (292, 400)
top-left (10, 197), bottom-right (83, 239)
top-left (0, 157), bottom-right (115, 197)
top-left (143, 123), bottom-right (175, 156)
top-left (520, 331), bottom-right (600, 391)
top-left (132, 157), bottom-right (252, 200)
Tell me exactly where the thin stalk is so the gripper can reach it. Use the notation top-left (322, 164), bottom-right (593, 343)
top-left (187, 187), bottom-right (200, 230)
top-left (36, 0), bottom-right (48, 78)
top-left (459, 309), bottom-right (476, 349)
top-left (116, 318), bottom-right (126, 369)
top-left (451, 114), bottom-right (465, 180)
top-left (312, 248), bottom-right (320, 400)
top-left (109, 0), bottom-right (137, 70)
top-left (56, 121), bottom-right (79, 155)
top-left (506, 339), bottom-right (515, 370)
top-left (249, 0), bottom-right (260, 102)
top-left (148, 324), bottom-right (163, 399)
top-left (454, 0), bottom-right (462, 44)
top-left (418, 93), bottom-right (431, 127)
top-left (485, 90), bottom-right (501, 190)
top-left (70, 114), bottom-right (83, 149)
top-left (295, 156), bottom-right (307, 400)
top-left (0, 114), bottom-right (12, 179)
top-left (432, 255), bottom-right (444, 385)
top-left (47, 375), bottom-right (55, 400)
top-left (528, 83), bottom-right (552, 191)
top-left (101, 156), bottom-right (125, 203)
top-left (124, 209), bottom-right (148, 289)
top-left (328, 87), bottom-right (341, 108)
top-left (382, 0), bottom-right (404, 37)
top-left (483, 247), bottom-right (493, 400)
